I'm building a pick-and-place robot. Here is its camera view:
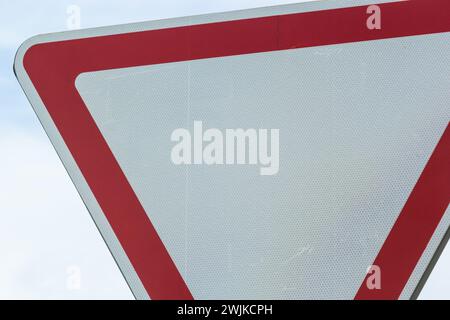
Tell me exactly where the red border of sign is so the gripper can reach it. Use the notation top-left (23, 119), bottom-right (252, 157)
top-left (20, 0), bottom-right (450, 299)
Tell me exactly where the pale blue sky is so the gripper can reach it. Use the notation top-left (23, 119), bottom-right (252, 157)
top-left (0, 0), bottom-right (448, 299)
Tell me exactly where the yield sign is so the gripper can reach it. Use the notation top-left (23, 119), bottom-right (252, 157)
top-left (15, 0), bottom-right (450, 299)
